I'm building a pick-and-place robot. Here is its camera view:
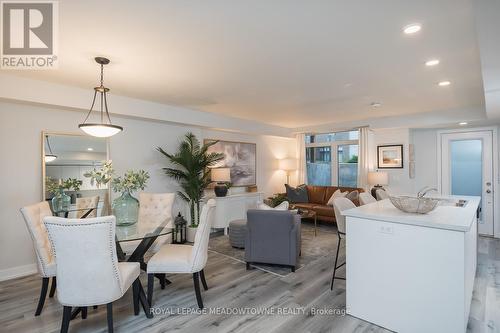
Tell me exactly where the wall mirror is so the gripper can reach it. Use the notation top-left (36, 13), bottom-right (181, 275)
top-left (42, 131), bottom-right (110, 217)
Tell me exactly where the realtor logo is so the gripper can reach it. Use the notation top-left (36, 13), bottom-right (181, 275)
top-left (1, 1), bottom-right (58, 69)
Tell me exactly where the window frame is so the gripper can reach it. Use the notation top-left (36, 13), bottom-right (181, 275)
top-left (305, 131), bottom-right (359, 186)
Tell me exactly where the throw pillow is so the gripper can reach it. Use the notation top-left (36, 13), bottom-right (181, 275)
top-left (346, 190), bottom-right (360, 206)
top-left (285, 184), bottom-right (309, 203)
top-left (258, 201), bottom-right (289, 210)
top-left (326, 189), bottom-right (348, 206)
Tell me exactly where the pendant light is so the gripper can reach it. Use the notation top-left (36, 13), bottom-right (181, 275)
top-left (44, 135), bottom-right (57, 162)
top-left (79, 57), bottom-right (123, 137)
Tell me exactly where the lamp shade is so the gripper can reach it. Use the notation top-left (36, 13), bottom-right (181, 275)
top-left (211, 168), bottom-right (231, 182)
top-left (279, 158), bottom-right (297, 171)
top-left (368, 171), bottom-right (389, 185)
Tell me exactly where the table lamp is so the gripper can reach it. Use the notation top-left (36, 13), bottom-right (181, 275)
top-left (368, 171), bottom-right (388, 198)
top-left (211, 167), bottom-right (231, 197)
top-left (279, 158), bottom-right (297, 184)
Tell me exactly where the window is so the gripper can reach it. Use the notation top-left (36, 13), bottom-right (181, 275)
top-left (306, 147), bottom-right (331, 185)
top-left (305, 130), bottom-right (359, 187)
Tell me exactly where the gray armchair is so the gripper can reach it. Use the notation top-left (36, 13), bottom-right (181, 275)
top-left (245, 209), bottom-right (301, 272)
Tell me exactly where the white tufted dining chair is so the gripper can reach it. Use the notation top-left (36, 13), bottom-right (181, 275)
top-left (147, 199), bottom-right (216, 309)
top-left (76, 195), bottom-right (100, 218)
top-left (331, 198), bottom-right (356, 290)
top-left (43, 215), bottom-right (148, 333)
top-left (119, 192), bottom-right (175, 256)
top-left (359, 192), bottom-right (377, 205)
top-left (20, 201), bottom-right (57, 316)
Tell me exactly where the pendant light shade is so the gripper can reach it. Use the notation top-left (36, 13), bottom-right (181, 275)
top-left (79, 123), bottom-right (123, 137)
top-left (78, 57), bottom-right (123, 138)
top-left (44, 155), bottom-right (57, 163)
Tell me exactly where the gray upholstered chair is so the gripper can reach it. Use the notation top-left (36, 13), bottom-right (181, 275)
top-left (245, 210), bottom-right (301, 272)
top-left (359, 192), bottom-right (377, 205)
top-left (331, 198), bottom-right (356, 290)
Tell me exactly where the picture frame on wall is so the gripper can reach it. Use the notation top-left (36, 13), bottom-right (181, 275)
top-left (204, 139), bottom-right (257, 186)
top-left (377, 144), bottom-right (403, 169)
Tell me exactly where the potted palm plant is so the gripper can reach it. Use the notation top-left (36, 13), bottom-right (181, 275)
top-left (157, 133), bottom-right (224, 242)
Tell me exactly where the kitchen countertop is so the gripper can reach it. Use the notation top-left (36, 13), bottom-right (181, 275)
top-left (343, 195), bottom-right (481, 232)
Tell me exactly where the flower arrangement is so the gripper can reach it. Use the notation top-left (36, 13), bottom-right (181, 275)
top-left (111, 170), bottom-right (150, 193)
top-left (83, 160), bottom-right (114, 188)
top-left (83, 160), bottom-right (150, 226)
top-left (46, 177), bottom-right (83, 195)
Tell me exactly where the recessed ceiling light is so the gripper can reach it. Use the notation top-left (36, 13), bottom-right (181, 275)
top-left (459, 122), bottom-right (468, 126)
top-left (370, 102), bottom-right (382, 108)
top-left (87, 147), bottom-right (94, 151)
top-left (403, 24), bottom-right (421, 34)
top-left (438, 81), bottom-right (451, 86)
top-left (425, 59), bottom-right (440, 66)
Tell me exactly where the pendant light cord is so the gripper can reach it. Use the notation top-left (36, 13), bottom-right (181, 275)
top-left (45, 135), bottom-right (54, 155)
top-left (81, 62), bottom-right (112, 125)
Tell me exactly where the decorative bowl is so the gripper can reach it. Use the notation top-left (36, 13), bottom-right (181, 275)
top-left (389, 196), bottom-right (439, 214)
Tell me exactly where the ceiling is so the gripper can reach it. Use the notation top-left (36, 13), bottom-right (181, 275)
top-left (6, 0), bottom-right (485, 128)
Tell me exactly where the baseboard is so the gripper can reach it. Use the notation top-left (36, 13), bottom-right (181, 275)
top-left (0, 263), bottom-right (37, 282)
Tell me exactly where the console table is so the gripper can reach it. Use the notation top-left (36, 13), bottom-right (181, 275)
top-left (207, 192), bottom-right (263, 234)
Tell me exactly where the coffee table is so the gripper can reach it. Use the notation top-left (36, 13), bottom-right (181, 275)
top-left (294, 208), bottom-right (317, 236)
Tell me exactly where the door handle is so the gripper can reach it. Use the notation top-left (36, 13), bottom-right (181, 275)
top-left (486, 189), bottom-right (492, 194)
top-left (486, 182), bottom-right (492, 186)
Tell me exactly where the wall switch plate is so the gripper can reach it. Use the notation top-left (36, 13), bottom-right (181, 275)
top-left (380, 226), bottom-right (394, 234)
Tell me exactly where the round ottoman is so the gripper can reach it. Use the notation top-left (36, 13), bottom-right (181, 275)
top-left (228, 219), bottom-right (247, 249)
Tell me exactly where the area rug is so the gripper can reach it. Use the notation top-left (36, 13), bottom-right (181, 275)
top-left (208, 220), bottom-right (341, 277)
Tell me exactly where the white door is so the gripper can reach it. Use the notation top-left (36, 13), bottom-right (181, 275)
top-left (440, 130), bottom-right (494, 236)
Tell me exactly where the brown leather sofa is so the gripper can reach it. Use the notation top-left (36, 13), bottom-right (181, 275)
top-left (291, 185), bottom-right (364, 223)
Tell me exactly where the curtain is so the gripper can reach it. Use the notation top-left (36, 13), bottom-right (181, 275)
top-left (357, 127), bottom-right (370, 190)
top-left (296, 133), bottom-right (307, 185)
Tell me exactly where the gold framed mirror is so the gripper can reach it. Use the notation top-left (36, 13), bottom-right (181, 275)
top-left (41, 131), bottom-right (110, 217)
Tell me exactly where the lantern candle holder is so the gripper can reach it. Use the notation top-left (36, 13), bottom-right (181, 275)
top-left (172, 212), bottom-right (187, 244)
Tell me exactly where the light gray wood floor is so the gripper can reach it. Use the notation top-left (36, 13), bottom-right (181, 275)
top-left (1, 234), bottom-right (499, 333)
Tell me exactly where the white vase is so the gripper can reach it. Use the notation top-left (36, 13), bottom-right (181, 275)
top-left (187, 226), bottom-right (197, 243)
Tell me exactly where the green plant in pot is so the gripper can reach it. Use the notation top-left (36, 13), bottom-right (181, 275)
top-left (111, 170), bottom-right (149, 226)
top-left (157, 132), bottom-right (224, 242)
top-left (46, 177), bottom-right (83, 212)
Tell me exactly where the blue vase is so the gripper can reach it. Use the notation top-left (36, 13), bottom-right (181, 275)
top-left (52, 189), bottom-right (71, 213)
top-left (112, 190), bottom-right (139, 226)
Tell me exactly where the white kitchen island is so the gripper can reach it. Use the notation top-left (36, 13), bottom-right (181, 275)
top-left (343, 196), bottom-right (480, 333)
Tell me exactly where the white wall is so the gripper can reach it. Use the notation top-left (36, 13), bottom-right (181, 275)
top-left (0, 101), bottom-right (295, 280)
top-left (369, 128), bottom-right (414, 195)
top-left (410, 129), bottom-right (439, 191)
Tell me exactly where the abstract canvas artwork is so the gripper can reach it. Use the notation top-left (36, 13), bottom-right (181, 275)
top-left (205, 140), bottom-right (256, 186)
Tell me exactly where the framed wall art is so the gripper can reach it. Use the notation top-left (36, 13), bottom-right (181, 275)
top-left (205, 139), bottom-right (257, 186)
top-left (377, 144), bottom-right (403, 169)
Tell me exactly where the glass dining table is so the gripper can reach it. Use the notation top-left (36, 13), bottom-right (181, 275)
top-left (115, 219), bottom-right (173, 270)
top-left (53, 207), bottom-right (98, 219)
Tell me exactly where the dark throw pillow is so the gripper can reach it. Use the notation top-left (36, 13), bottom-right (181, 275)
top-left (285, 184), bottom-right (309, 203)
top-left (346, 190), bottom-right (360, 206)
